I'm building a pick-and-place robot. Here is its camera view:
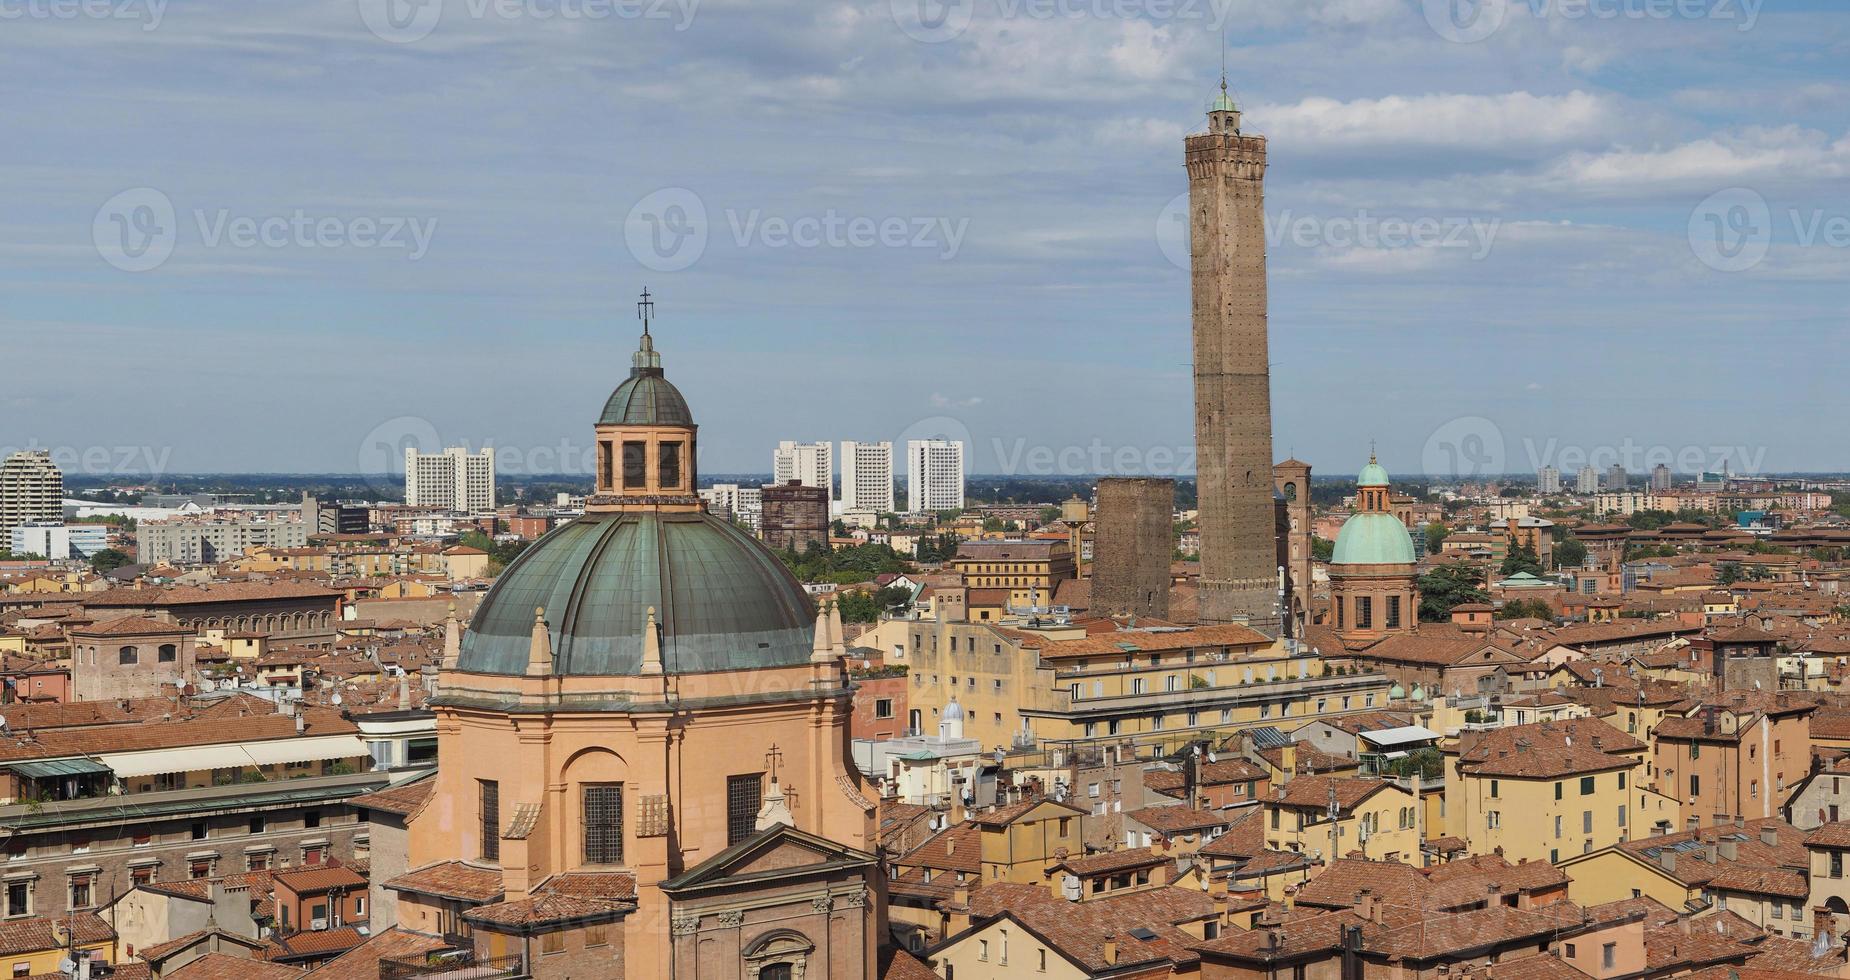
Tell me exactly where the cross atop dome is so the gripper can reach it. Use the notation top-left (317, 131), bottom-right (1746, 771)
top-left (633, 287), bottom-right (661, 373)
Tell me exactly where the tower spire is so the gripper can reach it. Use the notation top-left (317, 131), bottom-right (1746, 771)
top-left (632, 287), bottom-right (661, 373)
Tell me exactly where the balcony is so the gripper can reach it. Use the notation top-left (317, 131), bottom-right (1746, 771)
top-left (379, 951), bottom-right (525, 980)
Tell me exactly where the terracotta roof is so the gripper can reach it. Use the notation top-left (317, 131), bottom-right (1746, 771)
top-left (266, 925), bottom-right (367, 961)
top-left (273, 866), bottom-right (366, 894)
top-left (0, 706), bottom-right (356, 763)
top-left (968, 796), bottom-right (1085, 828)
top-left (1257, 744), bottom-right (1356, 774)
top-left (0, 912), bottom-right (114, 957)
top-left (1805, 821), bottom-right (1850, 849)
top-left (1268, 776), bottom-right (1395, 812)
top-left (347, 776), bottom-right (434, 817)
top-left (1484, 953), bottom-right (1590, 980)
top-left (953, 881), bottom-right (1214, 974)
top-left (166, 953), bottom-right (303, 980)
top-left (384, 861), bottom-right (504, 903)
top-left (879, 947), bottom-right (938, 980)
top-left (293, 926), bottom-right (444, 980)
top-left (1050, 846), bottom-right (1170, 877)
top-left (1607, 818), bottom-right (1807, 890)
top-left (1126, 805), bottom-right (1233, 835)
top-left (1005, 622), bottom-right (1273, 657)
top-left (1454, 717), bottom-right (1641, 779)
top-left (67, 615), bottom-right (190, 636)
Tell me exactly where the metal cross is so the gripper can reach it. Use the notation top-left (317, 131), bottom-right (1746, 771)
top-left (765, 743), bottom-right (784, 784)
top-left (637, 287), bottom-right (654, 334)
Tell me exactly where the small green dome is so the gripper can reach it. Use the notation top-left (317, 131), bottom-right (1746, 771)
top-left (1389, 683), bottom-right (1406, 699)
top-left (1331, 512), bottom-right (1416, 565)
top-left (1358, 459), bottom-right (1390, 487)
top-left (599, 372), bottom-right (692, 427)
top-left (1212, 91), bottom-right (1237, 113)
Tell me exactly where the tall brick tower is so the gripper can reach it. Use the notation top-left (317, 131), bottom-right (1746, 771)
top-left (1187, 78), bottom-right (1279, 632)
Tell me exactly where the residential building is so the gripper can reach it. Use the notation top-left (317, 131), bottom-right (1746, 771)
top-left (698, 482), bottom-right (762, 532)
top-left (68, 615), bottom-right (198, 701)
top-left (907, 439), bottom-right (965, 514)
top-left (1446, 718), bottom-right (1661, 865)
top-left (0, 450), bottom-right (61, 542)
top-left (403, 446), bottom-right (496, 511)
top-left (840, 440), bottom-right (895, 513)
top-left (1577, 465), bottom-right (1601, 494)
top-left (1607, 464), bottom-right (1628, 491)
top-left (1652, 463), bottom-right (1673, 491)
top-left (949, 539), bottom-right (1076, 608)
top-left (772, 439), bottom-right (833, 497)
top-left (1538, 465), bottom-right (1562, 495)
top-left (9, 521), bottom-right (108, 560)
top-left (1558, 817), bottom-right (1809, 933)
top-left (1652, 691), bottom-right (1815, 823)
top-left (1261, 776), bottom-right (1421, 864)
top-left (138, 514), bottom-right (311, 565)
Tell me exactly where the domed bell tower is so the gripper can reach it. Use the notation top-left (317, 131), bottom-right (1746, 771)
top-left (590, 288), bottom-right (700, 514)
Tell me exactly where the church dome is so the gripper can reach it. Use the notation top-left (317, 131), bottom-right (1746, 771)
top-left (1331, 512), bottom-right (1417, 565)
top-left (599, 372), bottom-right (693, 427)
top-left (458, 511), bottom-right (815, 676)
top-left (1358, 458), bottom-right (1390, 487)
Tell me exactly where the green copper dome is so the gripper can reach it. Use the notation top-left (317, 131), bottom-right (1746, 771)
top-left (1358, 459), bottom-right (1390, 487)
top-left (458, 511), bottom-right (815, 676)
top-left (1330, 512), bottom-right (1416, 566)
top-left (599, 372), bottom-right (693, 427)
top-left (1212, 91), bottom-right (1237, 113)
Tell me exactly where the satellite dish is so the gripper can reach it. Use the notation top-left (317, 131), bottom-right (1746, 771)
top-left (57, 959), bottom-right (75, 976)
top-left (331, 692), bottom-right (343, 706)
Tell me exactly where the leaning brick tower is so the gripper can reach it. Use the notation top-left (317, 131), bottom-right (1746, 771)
top-left (1187, 79), bottom-right (1279, 633)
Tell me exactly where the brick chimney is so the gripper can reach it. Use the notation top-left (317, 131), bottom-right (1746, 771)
top-left (1761, 825), bottom-right (1779, 847)
top-left (1103, 935), bottom-right (1118, 966)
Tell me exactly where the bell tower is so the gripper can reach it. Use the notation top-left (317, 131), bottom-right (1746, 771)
top-left (1188, 74), bottom-right (1279, 632)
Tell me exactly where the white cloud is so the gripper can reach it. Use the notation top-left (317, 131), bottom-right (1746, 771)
top-left (1257, 90), bottom-right (1622, 154)
top-left (1546, 126), bottom-right (1850, 194)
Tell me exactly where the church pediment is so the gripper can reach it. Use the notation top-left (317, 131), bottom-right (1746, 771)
top-left (661, 823), bottom-right (874, 895)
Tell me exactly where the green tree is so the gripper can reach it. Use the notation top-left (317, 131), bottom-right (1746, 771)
top-left (1311, 536), bottom-right (1335, 562)
top-left (1500, 541), bottom-right (1543, 578)
top-left (1496, 598), bottom-right (1555, 622)
top-left (1425, 522), bottom-right (1451, 555)
top-left (981, 517), bottom-right (1005, 533)
top-left (1038, 506), bottom-right (1062, 526)
top-left (1553, 536), bottom-right (1588, 569)
top-left (1418, 565), bottom-right (1489, 622)
top-left (89, 548), bottom-right (133, 573)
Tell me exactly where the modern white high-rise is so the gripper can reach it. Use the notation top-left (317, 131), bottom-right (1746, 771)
top-left (772, 441), bottom-right (833, 499)
top-left (907, 439), bottom-right (965, 514)
top-left (0, 450), bottom-right (62, 542)
top-left (840, 441), bottom-right (895, 514)
top-left (1651, 463), bottom-right (1673, 492)
top-left (10, 521), bottom-right (108, 561)
top-left (699, 483), bottom-right (763, 533)
top-left (404, 447), bottom-right (496, 512)
top-left (1537, 466), bottom-right (1561, 495)
top-left (1575, 465), bottom-right (1600, 495)
top-left (1606, 464), bottom-right (1628, 491)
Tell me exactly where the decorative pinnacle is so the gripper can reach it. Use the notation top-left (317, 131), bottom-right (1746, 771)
top-left (633, 287), bottom-right (662, 372)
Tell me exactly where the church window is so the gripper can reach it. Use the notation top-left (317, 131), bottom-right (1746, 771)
top-left (1356, 597), bottom-right (1372, 630)
top-left (658, 441), bottom-right (683, 489)
top-left (727, 774), bottom-right (764, 845)
top-left (1385, 597), bottom-right (1400, 629)
top-left (118, 646), bottom-right (138, 665)
top-left (479, 780), bottom-right (500, 861)
top-left (583, 784), bottom-right (623, 865)
top-left (621, 441), bottom-right (646, 489)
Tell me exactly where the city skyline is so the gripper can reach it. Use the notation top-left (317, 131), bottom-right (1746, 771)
top-left (6, 2), bottom-right (1847, 476)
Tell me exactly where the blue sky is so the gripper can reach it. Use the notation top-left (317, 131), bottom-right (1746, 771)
top-left (4, 0), bottom-right (1847, 482)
